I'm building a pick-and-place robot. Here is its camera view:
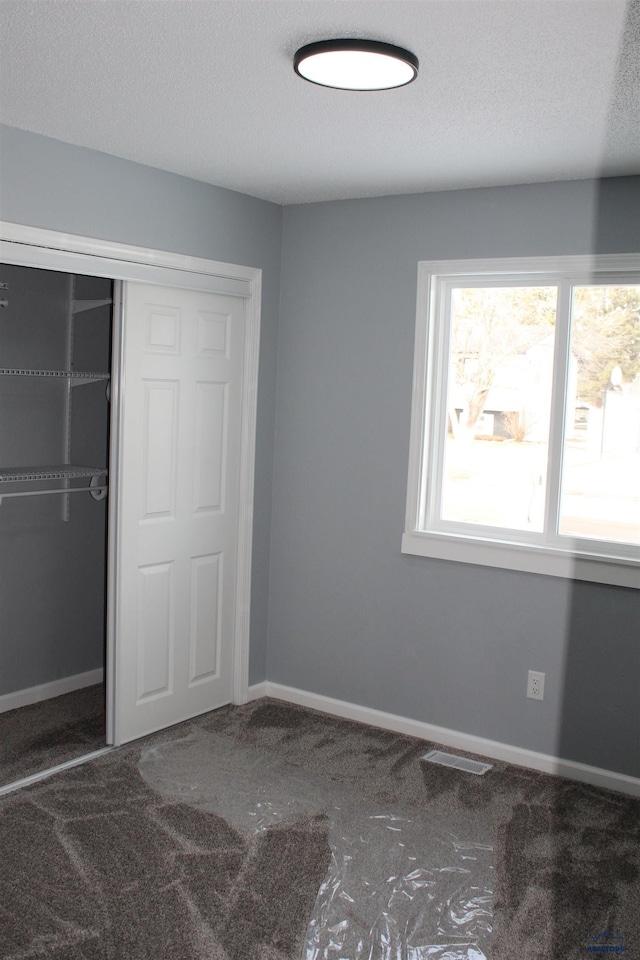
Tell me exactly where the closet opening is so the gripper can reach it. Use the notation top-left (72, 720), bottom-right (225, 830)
top-left (0, 262), bottom-right (114, 787)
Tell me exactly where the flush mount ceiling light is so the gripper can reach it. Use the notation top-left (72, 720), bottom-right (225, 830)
top-left (294, 39), bottom-right (418, 91)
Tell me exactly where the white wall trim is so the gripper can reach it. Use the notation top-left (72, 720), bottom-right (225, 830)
top-left (401, 531), bottom-right (640, 590)
top-left (232, 272), bottom-right (262, 706)
top-left (411, 254), bottom-right (640, 278)
top-left (0, 669), bottom-right (104, 714)
top-left (0, 221), bottom-right (255, 295)
top-left (246, 681), bottom-right (269, 702)
top-left (403, 254), bottom-right (640, 590)
top-left (247, 681), bottom-right (640, 799)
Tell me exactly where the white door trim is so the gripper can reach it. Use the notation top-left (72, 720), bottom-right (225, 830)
top-left (0, 221), bottom-right (254, 296)
top-left (0, 221), bottom-right (261, 736)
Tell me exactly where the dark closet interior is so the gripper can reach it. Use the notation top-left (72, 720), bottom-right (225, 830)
top-left (0, 263), bottom-right (113, 784)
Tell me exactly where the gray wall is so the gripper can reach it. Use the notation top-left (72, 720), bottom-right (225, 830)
top-left (0, 124), bottom-right (283, 686)
top-left (270, 178), bottom-right (640, 778)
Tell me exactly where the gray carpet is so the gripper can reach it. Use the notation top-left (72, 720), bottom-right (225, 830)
top-left (1, 697), bottom-right (638, 959)
top-left (0, 683), bottom-right (105, 785)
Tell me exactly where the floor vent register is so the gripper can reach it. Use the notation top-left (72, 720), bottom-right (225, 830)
top-left (421, 750), bottom-right (493, 775)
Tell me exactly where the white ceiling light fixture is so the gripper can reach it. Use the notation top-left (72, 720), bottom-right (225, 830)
top-left (294, 39), bottom-right (418, 91)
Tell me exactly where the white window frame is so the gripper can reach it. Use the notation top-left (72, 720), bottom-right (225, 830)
top-left (402, 255), bottom-right (640, 590)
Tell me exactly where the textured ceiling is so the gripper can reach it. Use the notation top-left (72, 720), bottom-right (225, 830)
top-left (0, 0), bottom-right (638, 204)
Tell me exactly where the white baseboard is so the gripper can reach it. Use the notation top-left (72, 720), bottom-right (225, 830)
top-left (0, 668), bottom-right (104, 714)
top-left (246, 680), bottom-right (640, 799)
top-left (246, 680), bottom-right (268, 702)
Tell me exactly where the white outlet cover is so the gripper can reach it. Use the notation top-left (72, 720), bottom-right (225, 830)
top-left (527, 670), bottom-right (545, 700)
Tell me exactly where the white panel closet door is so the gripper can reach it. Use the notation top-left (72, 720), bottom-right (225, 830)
top-left (115, 282), bottom-right (245, 744)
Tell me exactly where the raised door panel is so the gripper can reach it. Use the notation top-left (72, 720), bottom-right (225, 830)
top-left (137, 562), bottom-right (174, 700)
top-left (141, 380), bottom-right (179, 521)
top-left (192, 381), bottom-right (227, 514)
top-left (188, 552), bottom-right (223, 685)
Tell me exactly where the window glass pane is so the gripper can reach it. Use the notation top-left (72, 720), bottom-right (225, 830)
top-left (441, 286), bottom-right (558, 530)
top-left (560, 285), bottom-right (640, 545)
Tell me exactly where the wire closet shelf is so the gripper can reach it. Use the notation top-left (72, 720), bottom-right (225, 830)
top-left (0, 465), bottom-right (108, 503)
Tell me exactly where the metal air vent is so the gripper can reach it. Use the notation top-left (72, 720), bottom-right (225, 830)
top-left (422, 750), bottom-right (493, 775)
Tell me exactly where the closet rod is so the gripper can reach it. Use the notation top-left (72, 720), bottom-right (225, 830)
top-left (0, 484), bottom-right (108, 504)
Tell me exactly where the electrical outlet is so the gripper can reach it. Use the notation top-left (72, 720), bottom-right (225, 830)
top-left (527, 670), bottom-right (545, 700)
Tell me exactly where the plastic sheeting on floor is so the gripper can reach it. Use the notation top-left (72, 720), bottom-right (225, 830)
top-left (138, 730), bottom-right (493, 960)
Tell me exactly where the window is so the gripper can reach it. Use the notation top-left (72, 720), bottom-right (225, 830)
top-left (402, 256), bottom-right (640, 589)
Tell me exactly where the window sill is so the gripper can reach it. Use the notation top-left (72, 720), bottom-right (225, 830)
top-left (401, 530), bottom-right (640, 589)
